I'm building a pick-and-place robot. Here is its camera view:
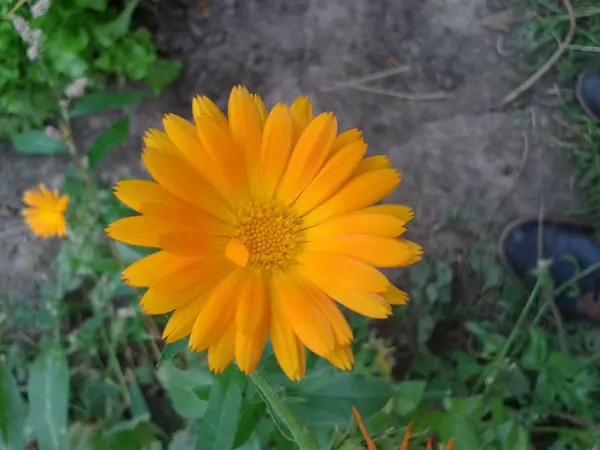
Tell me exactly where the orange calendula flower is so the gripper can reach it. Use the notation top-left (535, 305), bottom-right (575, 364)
top-left (351, 406), bottom-right (456, 450)
top-left (107, 86), bottom-right (421, 379)
top-left (22, 184), bottom-right (69, 239)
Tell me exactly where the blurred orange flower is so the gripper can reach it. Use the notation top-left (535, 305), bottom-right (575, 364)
top-left (22, 184), bottom-right (69, 239)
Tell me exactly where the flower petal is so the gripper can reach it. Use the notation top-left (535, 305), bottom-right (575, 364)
top-left (272, 270), bottom-right (335, 357)
top-left (326, 344), bottom-right (354, 371)
top-left (236, 271), bottom-right (269, 333)
top-left (192, 95), bottom-right (229, 131)
top-left (208, 324), bottom-right (237, 374)
top-left (190, 271), bottom-right (241, 352)
top-left (236, 320), bottom-right (269, 374)
top-left (305, 236), bottom-right (415, 267)
top-left (364, 204), bottom-right (414, 223)
top-left (277, 113), bottom-right (337, 205)
top-left (354, 155), bottom-right (391, 175)
top-left (330, 129), bottom-right (363, 155)
top-left (144, 129), bottom-right (179, 155)
top-left (302, 168), bottom-right (401, 226)
top-left (228, 86), bottom-right (263, 171)
top-left (122, 251), bottom-right (195, 287)
top-left (270, 299), bottom-right (306, 381)
top-left (142, 147), bottom-right (234, 222)
top-left (303, 212), bottom-right (406, 240)
top-left (163, 295), bottom-right (208, 343)
top-left (113, 180), bottom-right (177, 213)
top-left (296, 264), bottom-right (392, 318)
top-left (290, 97), bottom-right (313, 142)
top-left (293, 140), bottom-right (366, 215)
top-left (105, 216), bottom-right (164, 247)
top-left (259, 104), bottom-right (294, 199)
top-left (159, 230), bottom-right (228, 256)
top-left (296, 251), bottom-right (389, 292)
top-left (382, 284), bottom-right (409, 305)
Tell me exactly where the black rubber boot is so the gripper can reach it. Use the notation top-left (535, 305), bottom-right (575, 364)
top-left (576, 63), bottom-right (600, 122)
top-left (499, 219), bottom-right (600, 322)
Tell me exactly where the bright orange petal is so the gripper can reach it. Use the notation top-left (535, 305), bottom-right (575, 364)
top-left (159, 231), bottom-right (228, 256)
top-left (277, 113), bottom-right (337, 205)
top-left (192, 95), bottom-right (229, 131)
top-left (208, 324), bottom-right (237, 374)
top-left (144, 129), bottom-right (179, 155)
top-left (302, 168), bottom-right (401, 227)
top-left (272, 271), bottom-right (335, 357)
top-left (354, 155), bottom-right (391, 176)
top-left (365, 204), bottom-right (414, 223)
top-left (305, 236), bottom-right (415, 268)
top-left (296, 264), bottom-right (391, 318)
top-left (331, 129), bottom-right (363, 156)
top-left (382, 284), bottom-right (409, 305)
top-left (252, 94), bottom-right (268, 124)
top-left (189, 271), bottom-right (240, 352)
top-left (122, 251), bottom-right (194, 287)
top-left (105, 216), bottom-right (164, 247)
top-left (163, 295), bottom-right (208, 343)
top-left (142, 147), bottom-right (234, 222)
top-left (270, 298), bottom-right (306, 381)
top-left (259, 104), bottom-right (293, 199)
top-left (236, 318), bottom-right (269, 374)
top-left (113, 180), bottom-right (177, 213)
top-left (326, 344), bottom-right (354, 371)
top-left (296, 251), bottom-right (389, 292)
top-left (236, 271), bottom-right (269, 333)
top-left (228, 86), bottom-right (264, 189)
top-left (304, 212), bottom-right (406, 240)
top-left (290, 97), bottom-right (313, 142)
top-left (293, 140), bottom-right (366, 216)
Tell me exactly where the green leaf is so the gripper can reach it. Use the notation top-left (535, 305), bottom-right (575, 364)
top-left (196, 366), bottom-right (246, 450)
top-left (11, 130), bottom-right (68, 155)
top-left (419, 410), bottom-right (479, 450)
top-left (498, 420), bottom-right (532, 450)
top-left (157, 362), bottom-right (213, 419)
top-left (233, 397), bottom-right (267, 448)
top-left (93, 0), bottom-right (142, 46)
top-left (70, 91), bottom-right (150, 118)
top-left (0, 361), bottom-right (25, 450)
top-left (146, 59), bottom-right (182, 94)
top-left (87, 117), bottom-right (130, 169)
top-left (129, 379), bottom-right (150, 418)
top-left (159, 338), bottom-right (189, 366)
top-left (521, 327), bottom-right (549, 371)
top-left (28, 343), bottom-right (70, 450)
top-left (291, 368), bottom-right (394, 427)
top-left (394, 380), bottom-right (426, 416)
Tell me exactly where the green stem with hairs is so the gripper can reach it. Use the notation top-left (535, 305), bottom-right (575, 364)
top-left (249, 371), bottom-right (319, 450)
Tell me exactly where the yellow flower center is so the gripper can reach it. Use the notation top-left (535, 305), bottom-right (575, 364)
top-left (235, 201), bottom-right (302, 270)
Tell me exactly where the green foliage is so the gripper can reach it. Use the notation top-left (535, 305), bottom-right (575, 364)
top-left (522, 1), bottom-right (600, 226)
top-left (0, 0), bottom-right (180, 138)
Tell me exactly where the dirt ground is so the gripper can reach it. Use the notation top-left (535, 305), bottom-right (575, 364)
top-left (0, 0), bottom-right (582, 311)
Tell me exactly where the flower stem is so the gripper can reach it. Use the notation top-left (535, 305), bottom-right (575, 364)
top-left (249, 371), bottom-right (319, 450)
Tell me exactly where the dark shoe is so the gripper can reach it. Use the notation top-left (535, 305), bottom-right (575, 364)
top-left (499, 218), bottom-right (600, 322)
top-left (576, 63), bottom-right (600, 122)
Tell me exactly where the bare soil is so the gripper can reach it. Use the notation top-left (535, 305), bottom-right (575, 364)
top-left (0, 0), bottom-right (582, 314)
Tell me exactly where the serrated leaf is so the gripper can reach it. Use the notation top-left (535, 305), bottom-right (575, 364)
top-left (88, 117), bottom-right (130, 169)
top-left (10, 130), bottom-right (68, 155)
top-left (70, 91), bottom-right (149, 118)
top-left (196, 366), bottom-right (246, 450)
top-left (28, 343), bottom-right (70, 450)
top-left (0, 360), bottom-right (25, 450)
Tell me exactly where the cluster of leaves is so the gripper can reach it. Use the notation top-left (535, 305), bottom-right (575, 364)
top-left (384, 252), bottom-right (600, 450)
top-left (0, 0), bottom-right (181, 138)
